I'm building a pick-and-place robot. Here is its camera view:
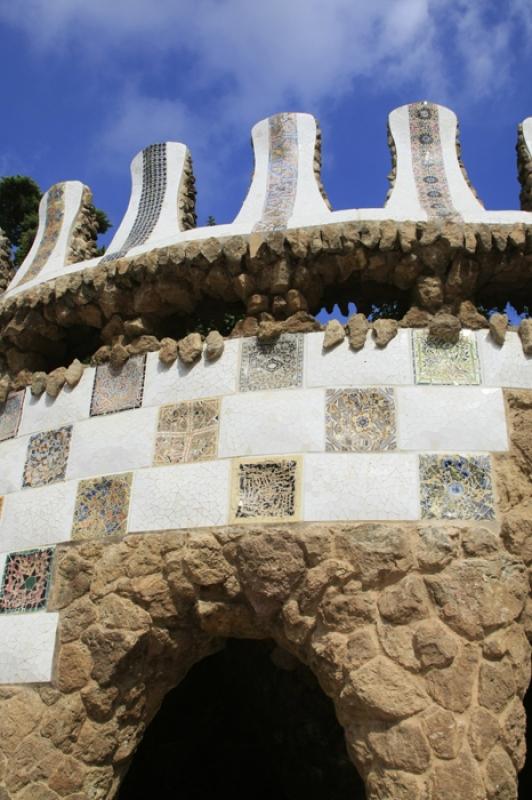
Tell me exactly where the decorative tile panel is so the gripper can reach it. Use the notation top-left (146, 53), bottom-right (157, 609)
top-left (154, 399), bottom-right (219, 465)
top-left (72, 473), bottom-right (132, 539)
top-left (0, 547), bottom-right (54, 613)
top-left (17, 184), bottom-right (65, 286)
top-left (240, 334), bottom-right (304, 392)
top-left (231, 456), bottom-right (302, 523)
top-left (412, 330), bottom-right (480, 385)
top-left (254, 113), bottom-right (298, 232)
top-left (23, 426), bottom-right (72, 488)
top-left (326, 388), bottom-right (396, 451)
top-left (408, 102), bottom-right (459, 220)
top-left (101, 143), bottom-right (167, 262)
top-left (90, 355), bottom-right (146, 416)
top-left (419, 454), bottom-right (495, 520)
top-left (0, 390), bottom-right (24, 442)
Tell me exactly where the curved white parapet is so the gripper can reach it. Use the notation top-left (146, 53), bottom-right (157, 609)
top-left (234, 112), bottom-right (331, 231)
top-left (0, 328), bottom-right (530, 682)
top-left (523, 118), bottom-right (532, 158)
top-left (386, 102), bottom-right (484, 221)
top-left (9, 181), bottom-right (90, 291)
top-left (100, 141), bottom-right (193, 262)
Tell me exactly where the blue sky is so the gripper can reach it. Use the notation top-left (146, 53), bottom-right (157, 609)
top-left (1, 1), bottom-right (532, 245)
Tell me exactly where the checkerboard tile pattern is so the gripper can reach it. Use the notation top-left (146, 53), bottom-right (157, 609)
top-left (0, 547), bottom-right (55, 614)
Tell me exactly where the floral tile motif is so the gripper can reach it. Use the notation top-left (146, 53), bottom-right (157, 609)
top-left (154, 399), bottom-right (220, 465)
top-left (326, 388), bottom-right (396, 451)
top-left (90, 354), bottom-right (146, 416)
top-left (0, 547), bottom-right (55, 614)
top-left (17, 183), bottom-right (65, 287)
top-left (240, 334), bottom-right (304, 392)
top-left (254, 113), bottom-right (298, 232)
top-left (0, 390), bottom-right (24, 442)
top-left (408, 102), bottom-right (460, 221)
top-left (412, 330), bottom-right (481, 385)
top-left (23, 426), bottom-right (72, 488)
top-left (419, 454), bottom-right (495, 520)
top-left (72, 473), bottom-right (132, 539)
top-left (231, 456), bottom-right (302, 522)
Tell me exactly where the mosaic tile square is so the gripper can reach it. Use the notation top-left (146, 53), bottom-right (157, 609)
top-left (231, 456), bottom-right (301, 522)
top-left (0, 547), bottom-right (54, 613)
top-left (0, 390), bottom-right (24, 442)
top-left (90, 354), bottom-right (146, 416)
top-left (239, 334), bottom-right (304, 392)
top-left (154, 399), bottom-right (220, 465)
top-left (419, 454), bottom-right (495, 520)
top-left (23, 426), bottom-right (72, 488)
top-left (72, 473), bottom-right (133, 539)
top-left (326, 388), bottom-right (396, 452)
top-left (412, 330), bottom-right (481, 385)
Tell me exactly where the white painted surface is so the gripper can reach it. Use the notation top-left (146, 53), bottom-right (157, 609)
top-left (0, 610), bottom-right (59, 683)
top-left (385, 105), bottom-right (427, 219)
top-left (396, 386), bottom-right (508, 452)
top-left (0, 481), bottom-right (77, 551)
top-left (103, 149), bottom-right (144, 254)
top-left (288, 114), bottom-right (331, 227)
top-left (305, 329), bottom-right (413, 387)
top-left (129, 460), bottom-right (231, 532)
top-left (151, 142), bottom-right (189, 240)
top-left (233, 117), bottom-right (271, 227)
top-left (142, 341), bottom-right (239, 407)
top-left (303, 453), bottom-right (420, 521)
top-left (476, 331), bottom-right (532, 388)
top-left (19, 368), bottom-right (95, 436)
top-left (0, 435), bottom-right (29, 494)
top-left (219, 388), bottom-right (325, 457)
top-left (523, 118), bottom-right (532, 158)
top-left (66, 407), bottom-right (158, 481)
top-left (438, 105), bottom-right (484, 215)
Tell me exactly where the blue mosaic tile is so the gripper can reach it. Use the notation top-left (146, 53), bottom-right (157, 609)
top-left (0, 547), bottom-right (55, 614)
top-left (23, 426), bottom-right (72, 488)
top-left (419, 454), bottom-right (495, 520)
top-left (72, 473), bottom-right (132, 539)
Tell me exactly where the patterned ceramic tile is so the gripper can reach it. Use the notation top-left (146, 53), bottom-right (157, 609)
top-left (0, 547), bottom-right (54, 613)
top-left (240, 334), bottom-right (304, 392)
top-left (412, 330), bottom-right (481, 385)
top-left (154, 398), bottom-right (220, 465)
top-left (0, 390), bottom-right (24, 442)
top-left (408, 102), bottom-right (459, 220)
top-left (72, 473), bottom-right (132, 539)
top-left (254, 113), bottom-right (298, 232)
top-left (231, 456), bottom-right (302, 522)
top-left (101, 144), bottom-right (167, 262)
top-left (419, 454), bottom-right (495, 520)
top-left (90, 354), bottom-right (146, 416)
top-left (17, 184), bottom-right (65, 286)
top-left (326, 388), bottom-right (396, 452)
top-left (23, 426), bottom-right (72, 488)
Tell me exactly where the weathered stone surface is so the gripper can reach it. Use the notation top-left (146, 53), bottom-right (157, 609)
top-left (428, 312), bottom-right (461, 343)
top-left (416, 526), bottom-right (460, 571)
top-left (64, 359), bottom-right (84, 388)
top-left (421, 706), bottom-right (464, 759)
top-left (499, 698), bottom-right (527, 769)
top-left (343, 657), bottom-right (429, 720)
top-left (319, 583), bottom-right (377, 632)
top-left (372, 318), bottom-right (398, 347)
top-left (323, 319), bottom-right (345, 349)
top-left (204, 330), bottom-right (224, 360)
top-left (126, 334), bottom-right (160, 356)
top-left (431, 751), bottom-right (485, 800)
top-left (478, 660), bottom-right (516, 713)
top-left (518, 318), bottom-right (532, 354)
top-left (158, 337), bottom-right (178, 366)
top-left (458, 300), bottom-right (487, 329)
top-left (56, 642), bottom-right (93, 693)
top-left (31, 370), bottom-right (47, 396)
top-left (485, 746), bottom-right (518, 800)
top-left (413, 618), bottom-right (458, 669)
top-left (46, 367), bottom-right (66, 398)
top-left (177, 332), bottom-right (203, 365)
top-left (489, 313), bottom-right (508, 346)
top-left (335, 527), bottom-right (414, 587)
top-left (415, 275), bottom-right (444, 312)
top-left (377, 576), bottom-right (428, 624)
top-left (346, 313), bottom-right (368, 350)
top-left (110, 342), bottom-right (129, 369)
top-left (425, 644), bottom-right (479, 712)
top-left (368, 719), bottom-right (431, 773)
top-left (468, 706), bottom-right (501, 761)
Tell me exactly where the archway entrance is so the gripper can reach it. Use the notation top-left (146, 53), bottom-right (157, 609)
top-left (118, 639), bottom-right (365, 799)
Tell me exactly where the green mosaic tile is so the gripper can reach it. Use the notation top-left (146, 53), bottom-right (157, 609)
top-left (412, 330), bottom-right (481, 385)
top-left (0, 547), bottom-right (55, 614)
top-left (419, 454), bottom-right (495, 520)
top-left (326, 388), bottom-right (396, 451)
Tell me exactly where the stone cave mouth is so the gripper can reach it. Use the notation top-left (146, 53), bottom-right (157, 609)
top-left (117, 638), bottom-right (365, 800)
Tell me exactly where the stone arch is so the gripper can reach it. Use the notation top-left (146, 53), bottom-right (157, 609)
top-left (0, 521), bottom-right (529, 800)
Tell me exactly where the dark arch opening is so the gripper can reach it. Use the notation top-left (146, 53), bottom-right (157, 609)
top-left (520, 677), bottom-right (532, 797)
top-left (118, 638), bottom-right (365, 799)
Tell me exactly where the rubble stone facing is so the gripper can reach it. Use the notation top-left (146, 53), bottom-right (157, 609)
top-left (2, 219), bottom-right (532, 375)
top-left (0, 388), bottom-right (527, 799)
